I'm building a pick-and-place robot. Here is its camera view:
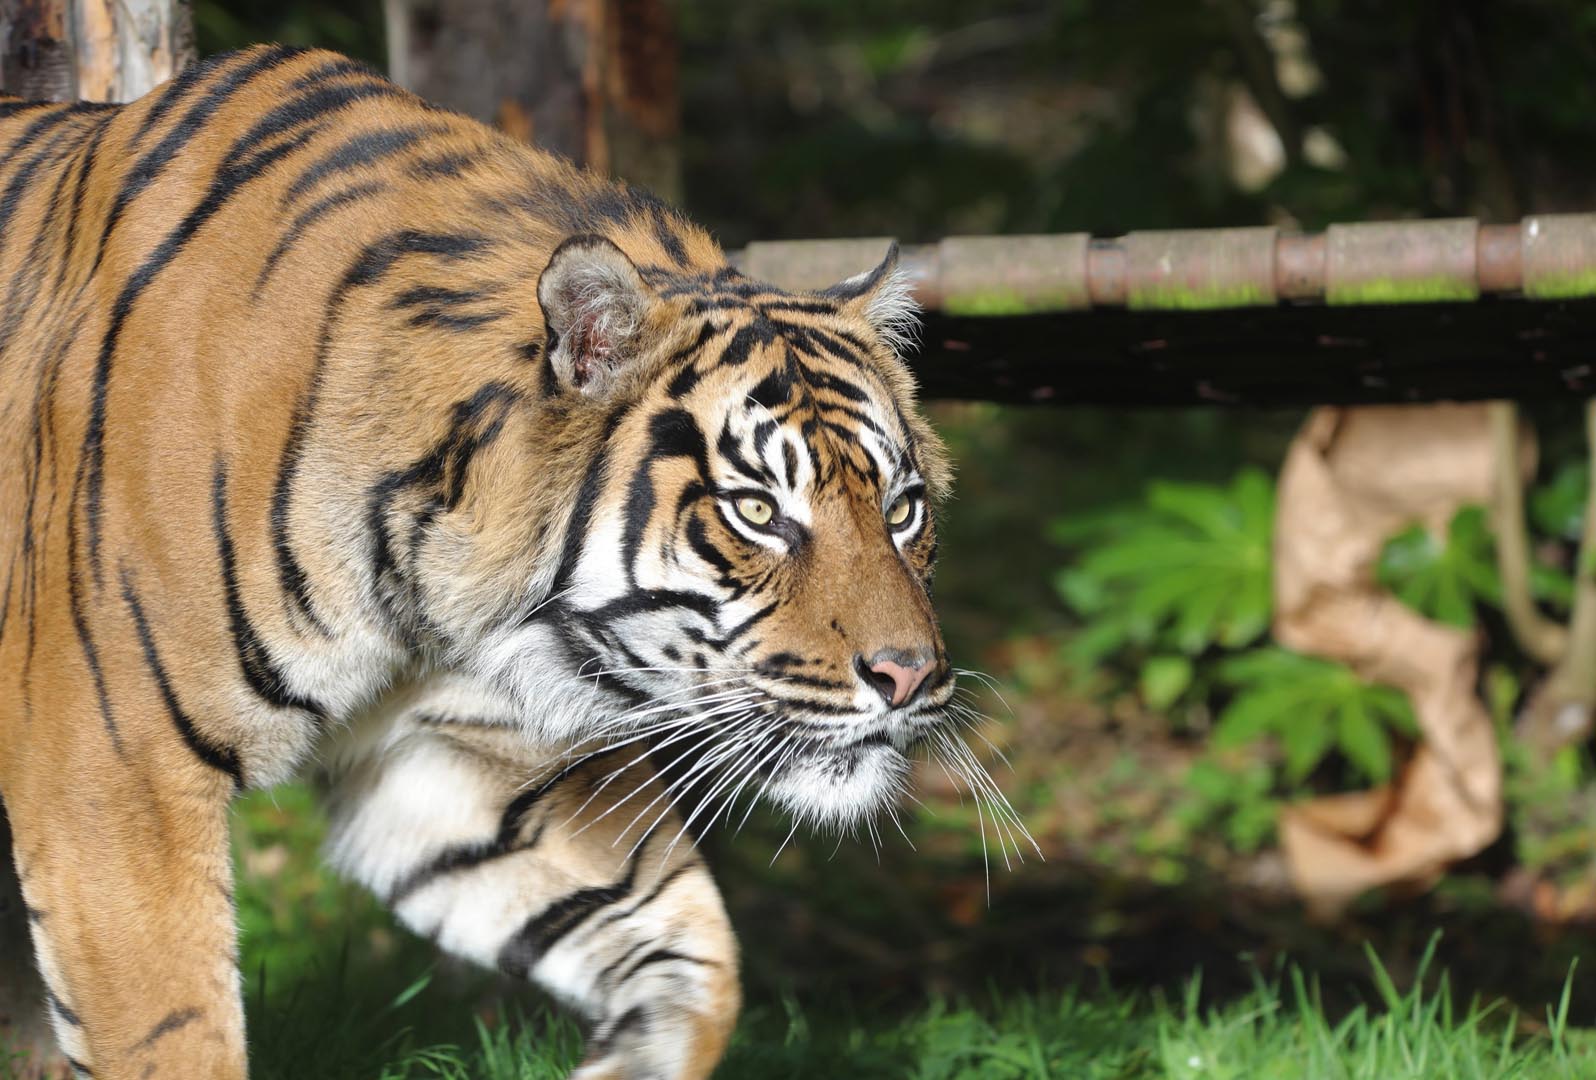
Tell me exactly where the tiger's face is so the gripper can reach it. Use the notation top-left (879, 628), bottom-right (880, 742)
top-left (472, 236), bottom-right (953, 828)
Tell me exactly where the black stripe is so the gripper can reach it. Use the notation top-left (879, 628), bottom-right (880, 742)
top-left (211, 461), bottom-right (324, 718)
top-left (47, 990), bottom-right (80, 1026)
top-left (619, 947), bottom-right (709, 984)
top-left (254, 179), bottom-right (389, 296)
top-left (0, 113), bottom-right (95, 265)
top-left (547, 410), bottom-right (629, 594)
top-left (0, 127), bottom-right (87, 368)
top-left (582, 588), bottom-right (720, 625)
top-left (66, 472), bottom-right (121, 751)
top-left (409, 150), bottom-right (480, 179)
top-left (0, 100), bottom-right (54, 121)
top-left (133, 1007), bottom-right (202, 1050)
top-left (685, 515), bottom-right (733, 579)
top-left (662, 322), bottom-right (722, 397)
top-left (283, 125), bottom-right (439, 203)
top-left (270, 231), bottom-right (491, 634)
top-left (365, 382), bottom-right (521, 618)
top-left (387, 746), bottom-right (628, 904)
top-left (646, 200), bottom-right (690, 266)
top-left (129, 49), bottom-right (236, 146)
top-left (95, 47), bottom-right (304, 275)
top-left (496, 858), bottom-right (641, 977)
top-left (120, 568), bottom-right (245, 788)
top-left (586, 1006), bottom-right (648, 1059)
top-left (0, 103), bottom-right (93, 162)
top-left (220, 79), bottom-right (400, 177)
top-left (287, 56), bottom-right (380, 91)
top-left (54, 114), bottom-right (112, 292)
top-left (392, 284), bottom-right (490, 308)
top-left (406, 308), bottom-right (505, 331)
top-left (82, 53), bottom-right (322, 584)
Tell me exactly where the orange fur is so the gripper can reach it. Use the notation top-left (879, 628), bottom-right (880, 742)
top-left (0, 47), bottom-right (951, 1080)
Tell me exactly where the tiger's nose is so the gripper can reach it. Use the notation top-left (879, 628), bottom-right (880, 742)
top-left (856, 651), bottom-right (935, 708)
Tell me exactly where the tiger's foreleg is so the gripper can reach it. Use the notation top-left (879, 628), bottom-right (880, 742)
top-left (1, 731), bottom-right (244, 1080)
top-left (322, 718), bottom-right (741, 1080)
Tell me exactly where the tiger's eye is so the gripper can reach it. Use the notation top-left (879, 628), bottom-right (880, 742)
top-left (737, 495), bottom-right (775, 526)
top-left (887, 494), bottom-right (913, 527)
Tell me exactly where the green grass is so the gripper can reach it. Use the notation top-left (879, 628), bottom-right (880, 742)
top-left (6, 789), bottom-right (1595, 1078)
top-left (12, 925), bottom-right (1591, 1080)
top-left (227, 941), bottom-right (1595, 1079)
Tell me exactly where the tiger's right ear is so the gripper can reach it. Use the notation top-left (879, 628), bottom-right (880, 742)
top-left (537, 234), bottom-right (653, 397)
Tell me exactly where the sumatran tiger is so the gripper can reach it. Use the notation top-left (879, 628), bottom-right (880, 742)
top-left (0, 45), bottom-right (1026, 1080)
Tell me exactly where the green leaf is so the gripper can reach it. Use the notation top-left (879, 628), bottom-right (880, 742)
top-left (1146, 480), bottom-right (1241, 538)
top-left (1337, 696), bottom-right (1393, 783)
top-left (1218, 573), bottom-right (1272, 648)
top-left (1140, 655), bottom-right (1194, 710)
top-left (1232, 467), bottom-right (1276, 536)
top-left (1051, 468), bottom-right (1276, 686)
top-left (1170, 581), bottom-right (1229, 653)
top-left (1530, 461), bottom-right (1588, 540)
top-left (1184, 758), bottom-right (1236, 802)
top-left (1376, 507), bottom-right (1500, 628)
top-left (1281, 700), bottom-right (1336, 782)
top-left (1213, 682), bottom-right (1311, 746)
top-left (1053, 567), bottom-right (1109, 614)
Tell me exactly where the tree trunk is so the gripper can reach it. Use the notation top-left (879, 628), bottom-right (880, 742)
top-left (0, 0), bottom-right (192, 102)
top-left (385, 0), bottom-right (681, 199)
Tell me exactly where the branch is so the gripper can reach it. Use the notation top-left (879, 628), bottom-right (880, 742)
top-left (1488, 401), bottom-right (1567, 666)
top-left (1552, 400), bottom-right (1596, 697)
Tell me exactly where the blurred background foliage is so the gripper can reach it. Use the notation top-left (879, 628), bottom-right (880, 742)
top-left (184, 0), bottom-right (1596, 1060)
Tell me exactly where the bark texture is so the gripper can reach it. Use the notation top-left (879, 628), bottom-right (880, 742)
top-left (386, 0), bottom-right (681, 197)
top-left (0, 0), bottom-right (192, 102)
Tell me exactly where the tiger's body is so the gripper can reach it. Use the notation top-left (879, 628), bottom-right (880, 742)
top-left (0, 47), bottom-right (957, 1079)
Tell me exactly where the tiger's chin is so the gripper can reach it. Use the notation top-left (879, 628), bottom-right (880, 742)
top-left (763, 740), bottom-right (914, 829)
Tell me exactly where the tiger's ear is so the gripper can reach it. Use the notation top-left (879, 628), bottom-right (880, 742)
top-left (819, 242), bottom-right (920, 355)
top-left (537, 234), bottom-right (654, 397)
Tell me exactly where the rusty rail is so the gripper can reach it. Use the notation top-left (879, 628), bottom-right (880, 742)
top-left (736, 215), bottom-right (1596, 314)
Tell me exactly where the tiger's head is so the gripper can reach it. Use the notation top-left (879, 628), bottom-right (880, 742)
top-left (468, 235), bottom-right (954, 828)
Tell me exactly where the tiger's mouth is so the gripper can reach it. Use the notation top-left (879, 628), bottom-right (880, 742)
top-left (746, 704), bottom-right (955, 828)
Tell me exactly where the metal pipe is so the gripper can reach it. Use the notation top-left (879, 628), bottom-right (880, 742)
top-left (734, 214), bottom-right (1596, 315)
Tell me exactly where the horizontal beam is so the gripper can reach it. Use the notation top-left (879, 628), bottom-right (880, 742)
top-left (736, 215), bottom-right (1596, 314)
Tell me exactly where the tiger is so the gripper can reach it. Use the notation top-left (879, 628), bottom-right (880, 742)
top-left (0, 44), bottom-right (974, 1080)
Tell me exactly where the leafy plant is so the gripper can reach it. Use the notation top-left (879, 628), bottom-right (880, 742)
top-left (1212, 649), bottom-right (1418, 785)
top-left (1051, 468), bottom-right (1275, 705)
top-left (1378, 498), bottom-right (1577, 629)
top-left (1174, 755), bottom-right (1280, 853)
top-left (1376, 508), bottom-right (1503, 628)
top-left (1531, 461), bottom-right (1589, 541)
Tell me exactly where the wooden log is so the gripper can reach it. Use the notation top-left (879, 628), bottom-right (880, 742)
top-left (0, 0), bottom-right (191, 101)
top-left (1, 0), bottom-right (75, 99)
top-left (385, 0), bottom-right (681, 198)
top-left (71, 0), bottom-right (193, 102)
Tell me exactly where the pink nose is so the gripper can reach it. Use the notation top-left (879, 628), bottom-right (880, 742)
top-left (862, 653), bottom-right (935, 708)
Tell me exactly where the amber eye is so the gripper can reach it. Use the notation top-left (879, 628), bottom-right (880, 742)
top-left (736, 495), bottom-right (776, 527)
top-left (886, 493), bottom-right (915, 528)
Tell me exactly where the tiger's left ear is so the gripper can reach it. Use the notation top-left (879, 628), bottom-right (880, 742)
top-left (537, 233), bottom-right (655, 397)
top-left (819, 242), bottom-right (920, 355)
